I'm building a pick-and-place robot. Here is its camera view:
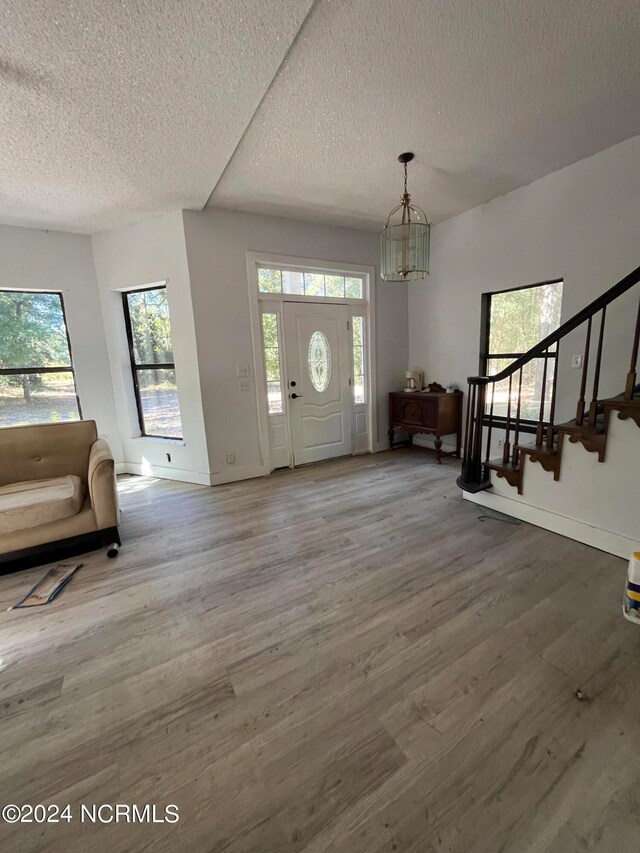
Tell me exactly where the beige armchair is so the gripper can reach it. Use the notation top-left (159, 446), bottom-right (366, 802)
top-left (0, 420), bottom-right (120, 565)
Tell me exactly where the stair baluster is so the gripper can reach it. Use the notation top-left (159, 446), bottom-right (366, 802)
top-left (546, 342), bottom-right (560, 449)
top-left (536, 351), bottom-right (549, 446)
top-left (503, 374), bottom-right (513, 464)
top-left (588, 306), bottom-right (607, 427)
top-left (485, 382), bottom-right (495, 462)
top-left (576, 316), bottom-right (592, 425)
top-left (625, 295), bottom-right (640, 400)
top-left (513, 368), bottom-right (523, 465)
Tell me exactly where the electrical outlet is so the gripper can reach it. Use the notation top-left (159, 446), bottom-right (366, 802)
top-left (237, 364), bottom-right (250, 377)
top-left (238, 379), bottom-right (250, 392)
top-left (497, 438), bottom-right (504, 449)
top-left (572, 355), bottom-right (583, 369)
top-left (226, 451), bottom-right (235, 464)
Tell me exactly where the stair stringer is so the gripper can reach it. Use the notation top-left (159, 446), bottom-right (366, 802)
top-left (463, 415), bottom-right (640, 558)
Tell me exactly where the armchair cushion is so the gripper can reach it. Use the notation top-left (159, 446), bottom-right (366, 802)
top-left (0, 475), bottom-right (84, 535)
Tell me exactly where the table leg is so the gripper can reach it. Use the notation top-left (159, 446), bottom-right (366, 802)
top-left (435, 435), bottom-right (443, 463)
top-left (388, 427), bottom-right (395, 449)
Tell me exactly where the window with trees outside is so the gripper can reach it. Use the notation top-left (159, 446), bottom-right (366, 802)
top-left (0, 290), bottom-right (81, 428)
top-left (122, 286), bottom-right (183, 439)
top-left (261, 313), bottom-right (283, 414)
top-left (352, 315), bottom-right (366, 404)
top-left (258, 267), bottom-right (363, 299)
top-left (481, 280), bottom-right (563, 422)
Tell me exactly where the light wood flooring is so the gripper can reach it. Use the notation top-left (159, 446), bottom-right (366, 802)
top-left (0, 450), bottom-right (638, 852)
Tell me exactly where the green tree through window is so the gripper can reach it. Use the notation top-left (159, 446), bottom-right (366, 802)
top-left (123, 286), bottom-right (183, 439)
top-left (0, 290), bottom-right (80, 427)
top-left (481, 280), bottom-right (563, 421)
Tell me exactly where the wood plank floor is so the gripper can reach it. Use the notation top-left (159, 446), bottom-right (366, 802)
top-left (0, 450), bottom-right (638, 852)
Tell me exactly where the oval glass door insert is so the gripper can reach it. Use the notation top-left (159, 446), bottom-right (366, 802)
top-left (308, 330), bottom-right (332, 392)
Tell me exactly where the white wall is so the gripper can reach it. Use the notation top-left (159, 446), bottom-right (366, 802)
top-left (467, 415), bottom-right (639, 558)
top-left (0, 224), bottom-right (122, 459)
top-left (91, 212), bottom-right (211, 483)
top-left (182, 208), bottom-right (408, 481)
top-left (409, 135), bottom-right (640, 435)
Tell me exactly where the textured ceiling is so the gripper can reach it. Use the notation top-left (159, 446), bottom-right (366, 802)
top-left (1, 0), bottom-right (639, 234)
top-left (210, 0), bottom-right (640, 228)
top-left (0, 0), bottom-right (314, 233)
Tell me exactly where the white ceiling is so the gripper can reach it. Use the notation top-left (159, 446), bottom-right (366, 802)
top-left (1, 0), bottom-right (639, 234)
top-left (0, 0), bottom-right (315, 233)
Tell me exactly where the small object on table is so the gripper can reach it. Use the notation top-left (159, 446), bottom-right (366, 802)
top-left (388, 390), bottom-right (463, 463)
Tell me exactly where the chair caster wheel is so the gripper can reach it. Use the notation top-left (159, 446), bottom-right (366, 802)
top-left (106, 543), bottom-right (120, 559)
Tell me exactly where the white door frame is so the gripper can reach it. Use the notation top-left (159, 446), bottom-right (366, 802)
top-left (246, 251), bottom-right (377, 473)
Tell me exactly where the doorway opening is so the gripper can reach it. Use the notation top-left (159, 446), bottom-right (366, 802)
top-left (247, 254), bottom-right (376, 471)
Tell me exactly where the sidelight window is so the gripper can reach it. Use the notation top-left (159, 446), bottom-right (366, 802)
top-left (351, 316), bottom-right (366, 404)
top-left (261, 312), bottom-right (284, 414)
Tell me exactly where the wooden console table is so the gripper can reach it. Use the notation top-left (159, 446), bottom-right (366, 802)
top-left (388, 391), bottom-right (463, 463)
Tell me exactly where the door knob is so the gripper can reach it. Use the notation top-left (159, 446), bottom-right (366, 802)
top-left (290, 393), bottom-right (304, 399)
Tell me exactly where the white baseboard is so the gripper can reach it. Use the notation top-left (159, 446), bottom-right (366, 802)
top-left (120, 461), bottom-right (269, 486)
top-left (209, 464), bottom-right (269, 486)
top-left (121, 462), bottom-right (211, 486)
top-left (462, 489), bottom-right (637, 560)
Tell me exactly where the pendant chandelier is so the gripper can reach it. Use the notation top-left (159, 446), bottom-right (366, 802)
top-left (380, 152), bottom-right (430, 281)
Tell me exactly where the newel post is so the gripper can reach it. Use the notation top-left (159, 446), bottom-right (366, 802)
top-left (457, 378), bottom-right (490, 492)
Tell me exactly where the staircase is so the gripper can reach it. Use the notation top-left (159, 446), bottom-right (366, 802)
top-left (457, 265), bottom-right (640, 555)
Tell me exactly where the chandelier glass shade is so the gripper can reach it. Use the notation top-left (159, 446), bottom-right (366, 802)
top-left (380, 153), bottom-right (430, 281)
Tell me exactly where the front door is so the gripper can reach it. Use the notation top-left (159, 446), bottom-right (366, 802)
top-left (283, 302), bottom-right (352, 465)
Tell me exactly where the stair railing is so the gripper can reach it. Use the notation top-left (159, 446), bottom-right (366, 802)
top-left (458, 265), bottom-right (640, 492)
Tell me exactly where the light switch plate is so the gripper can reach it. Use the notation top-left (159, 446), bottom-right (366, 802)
top-left (572, 355), bottom-right (583, 369)
top-left (237, 364), bottom-right (250, 377)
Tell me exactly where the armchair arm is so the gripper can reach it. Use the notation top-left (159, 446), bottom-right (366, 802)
top-left (88, 438), bottom-right (119, 530)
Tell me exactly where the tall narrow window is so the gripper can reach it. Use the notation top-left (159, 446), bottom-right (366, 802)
top-left (352, 316), bottom-right (366, 404)
top-left (122, 286), bottom-right (183, 439)
top-left (481, 280), bottom-right (563, 421)
top-left (261, 313), bottom-right (283, 414)
top-left (0, 290), bottom-right (81, 428)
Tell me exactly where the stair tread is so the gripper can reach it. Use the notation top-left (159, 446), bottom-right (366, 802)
top-left (516, 443), bottom-right (558, 455)
top-left (557, 419), bottom-right (604, 434)
top-left (485, 458), bottom-right (521, 472)
top-left (601, 395), bottom-right (640, 407)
